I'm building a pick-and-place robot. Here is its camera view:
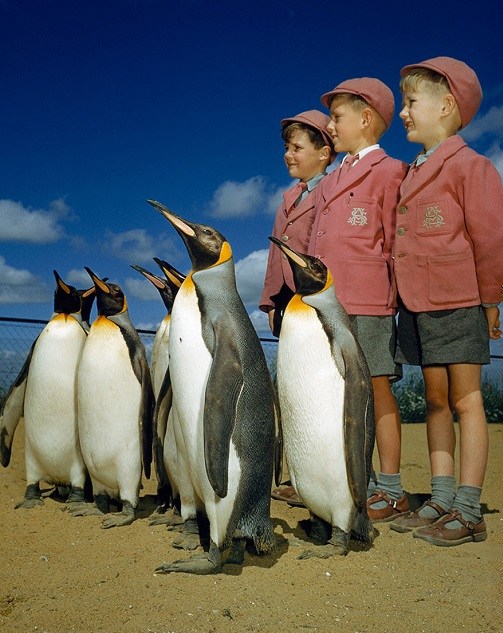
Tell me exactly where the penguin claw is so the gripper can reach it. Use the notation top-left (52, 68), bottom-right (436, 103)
top-left (154, 554), bottom-right (221, 575)
top-left (14, 498), bottom-right (44, 510)
top-left (172, 533), bottom-right (201, 550)
top-left (101, 512), bottom-right (135, 529)
top-left (297, 543), bottom-right (348, 559)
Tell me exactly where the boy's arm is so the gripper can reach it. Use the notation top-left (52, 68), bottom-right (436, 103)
top-left (462, 157), bottom-right (503, 305)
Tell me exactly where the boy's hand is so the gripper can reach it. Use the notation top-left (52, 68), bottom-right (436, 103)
top-left (485, 306), bottom-right (501, 340)
top-left (268, 309), bottom-right (276, 334)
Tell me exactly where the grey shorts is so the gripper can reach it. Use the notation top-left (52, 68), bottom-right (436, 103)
top-left (396, 304), bottom-right (490, 366)
top-left (348, 314), bottom-right (402, 379)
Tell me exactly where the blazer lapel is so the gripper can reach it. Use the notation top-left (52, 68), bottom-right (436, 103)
top-left (399, 135), bottom-right (467, 204)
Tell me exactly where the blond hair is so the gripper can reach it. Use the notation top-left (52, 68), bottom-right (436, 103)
top-left (330, 93), bottom-right (387, 139)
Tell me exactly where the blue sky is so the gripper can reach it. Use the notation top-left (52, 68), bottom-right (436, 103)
top-left (1, 0), bottom-right (502, 354)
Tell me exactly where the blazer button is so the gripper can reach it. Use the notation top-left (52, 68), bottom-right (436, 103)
top-left (317, 231), bottom-right (324, 237)
top-left (398, 205), bottom-right (408, 214)
top-left (397, 227), bottom-right (405, 236)
top-left (322, 209), bottom-right (328, 215)
top-left (282, 235), bottom-right (289, 242)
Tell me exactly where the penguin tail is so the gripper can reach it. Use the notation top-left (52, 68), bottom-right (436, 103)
top-left (352, 507), bottom-right (376, 544)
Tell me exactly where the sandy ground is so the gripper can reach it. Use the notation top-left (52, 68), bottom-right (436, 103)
top-left (1, 421), bottom-right (502, 633)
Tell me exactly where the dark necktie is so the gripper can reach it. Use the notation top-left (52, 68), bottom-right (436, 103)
top-left (283, 181), bottom-right (308, 214)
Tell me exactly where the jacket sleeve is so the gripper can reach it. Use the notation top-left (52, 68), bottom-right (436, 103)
top-left (460, 155), bottom-right (503, 304)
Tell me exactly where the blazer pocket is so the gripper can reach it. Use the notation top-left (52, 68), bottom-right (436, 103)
top-left (427, 251), bottom-right (479, 304)
top-left (339, 196), bottom-right (377, 239)
top-left (344, 257), bottom-right (390, 306)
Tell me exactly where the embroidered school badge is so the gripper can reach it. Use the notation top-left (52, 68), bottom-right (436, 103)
top-left (348, 207), bottom-right (367, 226)
top-left (423, 205), bottom-right (445, 229)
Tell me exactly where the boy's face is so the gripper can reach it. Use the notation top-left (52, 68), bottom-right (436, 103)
top-left (399, 83), bottom-right (446, 150)
top-left (328, 98), bottom-right (366, 154)
top-left (284, 129), bottom-right (329, 182)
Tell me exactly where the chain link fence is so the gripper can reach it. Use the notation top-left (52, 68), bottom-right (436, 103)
top-left (0, 317), bottom-right (279, 394)
top-left (1, 316), bottom-right (501, 421)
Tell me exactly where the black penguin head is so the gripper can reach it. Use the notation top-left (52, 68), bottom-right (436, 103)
top-left (153, 257), bottom-right (185, 291)
top-left (53, 270), bottom-right (81, 315)
top-left (84, 267), bottom-right (127, 317)
top-left (79, 286), bottom-right (97, 324)
top-left (268, 237), bottom-right (331, 295)
top-left (131, 264), bottom-right (175, 312)
top-left (147, 199), bottom-right (231, 271)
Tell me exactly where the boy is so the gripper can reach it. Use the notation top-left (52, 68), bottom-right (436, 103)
top-left (390, 57), bottom-right (503, 546)
top-left (308, 78), bottom-right (408, 522)
top-left (260, 110), bottom-right (335, 507)
top-left (260, 110), bottom-right (336, 336)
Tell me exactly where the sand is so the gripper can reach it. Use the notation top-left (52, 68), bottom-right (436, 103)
top-left (1, 422), bottom-right (502, 633)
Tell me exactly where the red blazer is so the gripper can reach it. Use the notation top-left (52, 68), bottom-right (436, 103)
top-left (259, 185), bottom-right (318, 312)
top-left (394, 135), bottom-right (503, 312)
top-left (308, 149), bottom-right (407, 316)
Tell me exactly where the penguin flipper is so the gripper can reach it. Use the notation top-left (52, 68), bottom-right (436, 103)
top-left (153, 367), bottom-right (173, 505)
top-left (271, 379), bottom-right (283, 487)
top-left (0, 338), bottom-right (36, 467)
top-left (342, 347), bottom-right (375, 508)
top-left (140, 360), bottom-right (154, 480)
top-left (203, 322), bottom-right (243, 499)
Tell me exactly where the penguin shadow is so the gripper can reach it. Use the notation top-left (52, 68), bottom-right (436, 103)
top-left (135, 493), bottom-right (162, 519)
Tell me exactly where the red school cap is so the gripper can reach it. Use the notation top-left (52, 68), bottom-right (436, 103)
top-left (320, 77), bottom-right (395, 130)
top-left (400, 56), bottom-right (482, 129)
top-left (280, 109), bottom-right (336, 162)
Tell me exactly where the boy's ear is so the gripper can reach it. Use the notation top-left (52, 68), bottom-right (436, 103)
top-left (319, 146), bottom-right (331, 161)
top-left (361, 107), bottom-right (372, 128)
top-left (441, 93), bottom-right (457, 117)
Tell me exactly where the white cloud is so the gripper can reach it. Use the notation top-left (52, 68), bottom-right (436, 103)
top-left (66, 268), bottom-right (95, 288)
top-left (125, 276), bottom-right (162, 301)
top-left (461, 105), bottom-right (503, 143)
top-left (209, 176), bottom-right (287, 218)
top-left (248, 308), bottom-right (271, 335)
top-left (486, 142), bottom-right (503, 178)
top-left (103, 229), bottom-right (181, 264)
top-left (234, 249), bottom-right (268, 305)
top-left (0, 198), bottom-right (71, 243)
top-left (0, 256), bottom-right (51, 304)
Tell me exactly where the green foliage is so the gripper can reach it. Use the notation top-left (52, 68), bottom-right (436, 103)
top-left (392, 371), bottom-right (503, 423)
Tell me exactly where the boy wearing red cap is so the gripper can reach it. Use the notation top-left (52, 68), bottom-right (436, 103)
top-left (260, 110), bottom-right (336, 336)
top-left (390, 57), bottom-right (503, 546)
top-left (308, 78), bottom-right (408, 522)
top-left (261, 110), bottom-right (336, 507)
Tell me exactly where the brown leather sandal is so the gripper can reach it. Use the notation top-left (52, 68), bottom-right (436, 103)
top-left (390, 500), bottom-right (447, 533)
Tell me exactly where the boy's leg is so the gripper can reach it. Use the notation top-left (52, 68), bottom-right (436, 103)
top-left (367, 376), bottom-right (408, 522)
top-left (414, 364), bottom-right (488, 545)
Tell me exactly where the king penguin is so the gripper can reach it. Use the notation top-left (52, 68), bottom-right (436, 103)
top-left (131, 261), bottom-right (184, 519)
top-left (148, 199), bottom-right (277, 574)
top-left (73, 269), bottom-right (154, 528)
top-left (3, 270), bottom-right (91, 508)
top-left (270, 237), bottom-right (375, 557)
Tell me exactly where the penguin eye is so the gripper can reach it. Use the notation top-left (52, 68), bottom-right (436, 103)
top-left (202, 229), bottom-right (213, 236)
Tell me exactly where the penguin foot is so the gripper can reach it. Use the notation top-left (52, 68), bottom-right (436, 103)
top-left (67, 504), bottom-right (105, 518)
top-left (101, 502), bottom-right (135, 529)
top-left (297, 542), bottom-right (348, 559)
top-left (172, 533), bottom-right (201, 550)
top-left (15, 483), bottom-right (43, 509)
top-left (149, 508), bottom-right (184, 527)
top-left (155, 542), bottom-right (223, 575)
top-left (15, 497), bottom-right (44, 510)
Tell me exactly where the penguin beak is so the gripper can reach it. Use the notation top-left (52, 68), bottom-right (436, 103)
top-left (85, 267), bottom-right (110, 294)
top-left (153, 258), bottom-right (184, 288)
top-left (147, 199), bottom-right (195, 238)
top-left (131, 264), bottom-right (166, 290)
top-left (53, 269), bottom-right (72, 294)
top-left (81, 286), bottom-right (96, 299)
top-left (269, 236), bottom-right (308, 269)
